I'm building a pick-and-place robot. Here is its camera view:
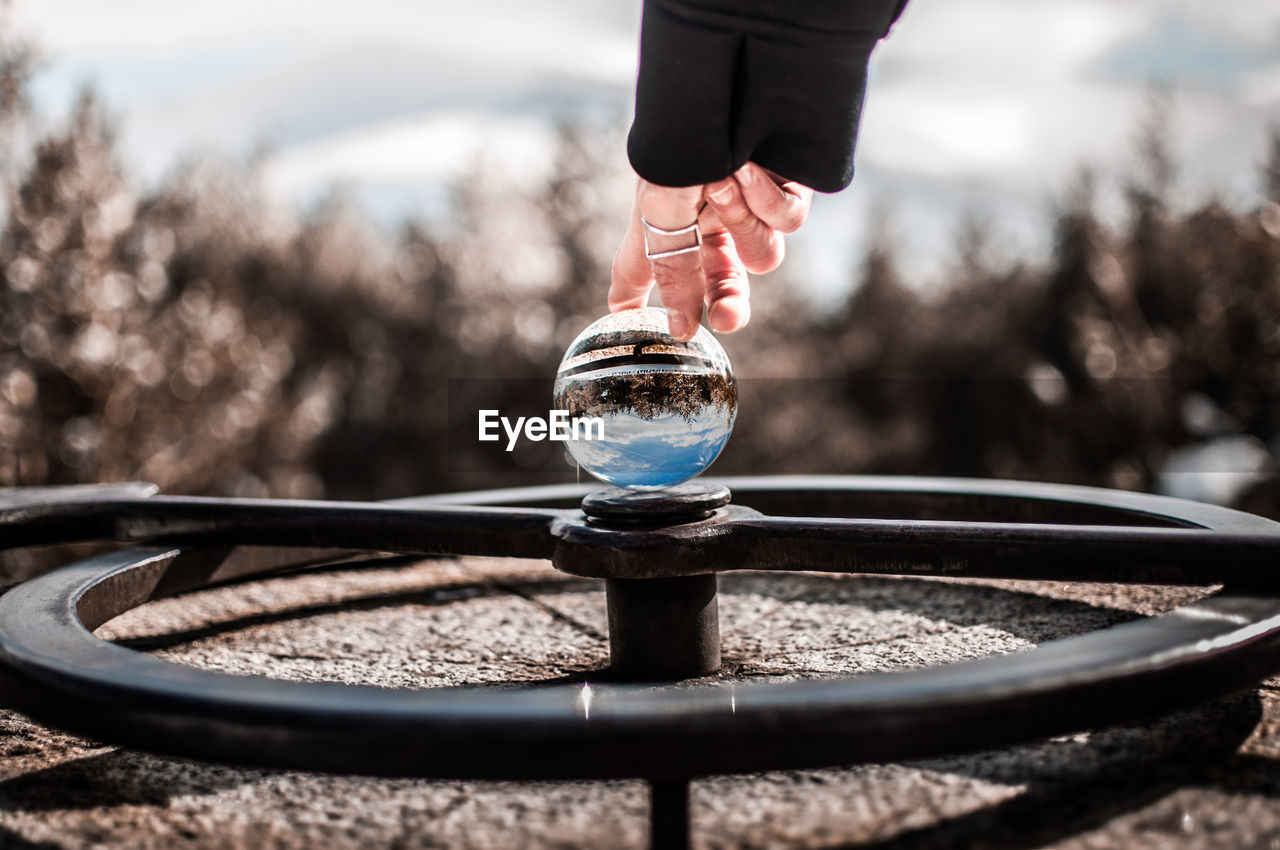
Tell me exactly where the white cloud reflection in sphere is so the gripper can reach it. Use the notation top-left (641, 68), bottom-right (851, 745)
top-left (553, 308), bottom-right (737, 489)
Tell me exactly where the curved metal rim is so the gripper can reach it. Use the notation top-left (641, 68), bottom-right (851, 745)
top-left (2, 475), bottom-right (1280, 781)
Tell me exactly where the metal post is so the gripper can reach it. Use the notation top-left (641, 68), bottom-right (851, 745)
top-left (607, 574), bottom-right (720, 681)
top-left (579, 483), bottom-right (730, 682)
top-left (649, 779), bottom-right (691, 850)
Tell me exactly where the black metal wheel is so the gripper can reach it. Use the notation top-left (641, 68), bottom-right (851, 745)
top-left (2, 474), bottom-right (1279, 778)
top-left (2, 476), bottom-right (1280, 848)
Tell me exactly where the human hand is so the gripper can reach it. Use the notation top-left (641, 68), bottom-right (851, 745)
top-left (609, 162), bottom-right (814, 341)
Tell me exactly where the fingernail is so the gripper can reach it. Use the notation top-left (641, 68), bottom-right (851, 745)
top-left (707, 181), bottom-right (734, 205)
top-left (735, 164), bottom-right (754, 186)
top-left (668, 312), bottom-right (691, 340)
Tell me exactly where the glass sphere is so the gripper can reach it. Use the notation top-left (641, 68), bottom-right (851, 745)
top-left (554, 307), bottom-right (737, 489)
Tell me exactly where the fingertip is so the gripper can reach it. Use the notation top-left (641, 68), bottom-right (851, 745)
top-left (667, 310), bottom-right (697, 341)
top-left (742, 236), bottom-right (785, 275)
top-left (708, 297), bottom-right (749, 334)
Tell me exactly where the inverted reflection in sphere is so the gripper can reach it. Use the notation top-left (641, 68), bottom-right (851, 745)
top-left (554, 308), bottom-right (737, 488)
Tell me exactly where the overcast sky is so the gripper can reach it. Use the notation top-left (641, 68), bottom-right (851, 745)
top-left (13, 0), bottom-right (1280, 302)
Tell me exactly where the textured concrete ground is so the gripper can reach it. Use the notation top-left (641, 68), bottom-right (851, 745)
top-left (1, 554), bottom-right (1278, 849)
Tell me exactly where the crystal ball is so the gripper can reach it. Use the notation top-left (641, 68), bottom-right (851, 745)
top-left (554, 307), bottom-right (737, 489)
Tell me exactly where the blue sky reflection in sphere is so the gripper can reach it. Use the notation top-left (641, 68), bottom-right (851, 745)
top-left (554, 308), bottom-right (737, 489)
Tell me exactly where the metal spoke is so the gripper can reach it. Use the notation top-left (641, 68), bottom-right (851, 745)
top-left (728, 516), bottom-right (1280, 587)
top-left (0, 489), bottom-right (568, 559)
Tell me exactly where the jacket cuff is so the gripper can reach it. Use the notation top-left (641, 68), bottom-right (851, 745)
top-left (627, 0), bottom-right (904, 193)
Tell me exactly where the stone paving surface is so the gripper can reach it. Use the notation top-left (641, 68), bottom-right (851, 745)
top-left (0, 554), bottom-right (1277, 849)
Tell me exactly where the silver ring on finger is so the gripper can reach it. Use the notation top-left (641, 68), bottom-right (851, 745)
top-left (641, 217), bottom-right (702, 260)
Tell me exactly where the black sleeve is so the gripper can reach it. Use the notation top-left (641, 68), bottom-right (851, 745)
top-left (626, 0), bottom-right (908, 193)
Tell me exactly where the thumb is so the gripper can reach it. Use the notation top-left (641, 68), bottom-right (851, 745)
top-left (610, 205), bottom-right (655, 313)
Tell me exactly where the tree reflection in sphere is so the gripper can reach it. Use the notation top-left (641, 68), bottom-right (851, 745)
top-left (554, 308), bottom-right (737, 488)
